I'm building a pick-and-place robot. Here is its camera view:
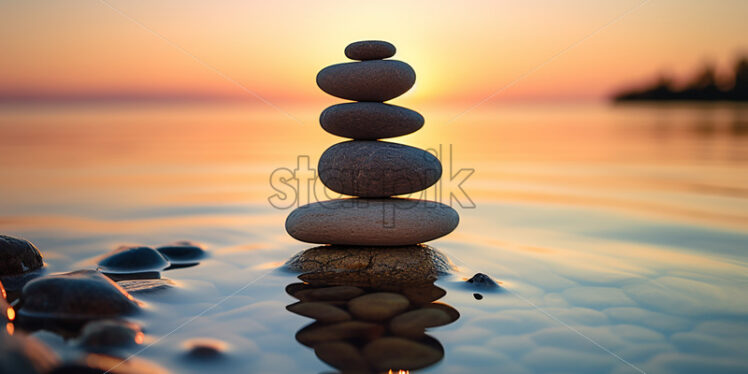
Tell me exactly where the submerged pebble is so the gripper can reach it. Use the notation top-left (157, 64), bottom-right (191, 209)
top-left (156, 241), bottom-right (206, 268)
top-left (314, 341), bottom-right (369, 371)
top-left (348, 292), bottom-right (410, 321)
top-left (362, 336), bottom-right (443, 371)
top-left (18, 270), bottom-right (139, 322)
top-left (292, 285), bottom-right (365, 302)
top-left (389, 308), bottom-right (453, 338)
top-left (183, 338), bottom-right (228, 360)
top-left (0, 234), bottom-right (44, 276)
top-left (286, 301), bottom-right (352, 324)
top-left (0, 331), bottom-right (59, 374)
top-left (97, 246), bottom-right (169, 280)
top-left (296, 321), bottom-right (384, 347)
top-left (76, 319), bottom-right (143, 349)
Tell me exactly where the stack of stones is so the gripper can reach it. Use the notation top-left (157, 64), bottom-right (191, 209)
top-left (285, 40), bottom-right (459, 247)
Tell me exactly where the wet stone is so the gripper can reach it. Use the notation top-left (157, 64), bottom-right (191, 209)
top-left (348, 292), bottom-right (410, 321)
top-left (316, 60), bottom-right (416, 102)
top-left (401, 284), bottom-right (447, 305)
top-left (320, 102), bottom-right (424, 140)
top-left (286, 301), bottom-right (352, 324)
top-left (314, 341), bottom-right (369, 371)
top-left (296, 321), bottom-right (384, 347)
top-left (474, 293), bottom-right (484, 300)
top-left (0, 331), bottom-right (60, 374)
top-left (287, 245), bottom-right (453, 288)
top-left (345, 40), bottom-right (396, 61)
top-left (0, 234), bottom-right (44, 276)
top-left (18, 270), bottom-right (139, 322)
top-left (76, 319), bottom-right (143, 349)
top-left (97, 246), bottom-right (169, 280)
top-left (285, 199), bottom-right (459, 246)
top-left (156, 241), bottom-right (206, 268)
top-left (318, 140), bottom-right (441, 197)
top-left (466, 273), bottom-right (500, 289)
top-left (292, 285), bottom-right (365, 302)
top-left (362, 337), bottom-right (443, 371)
top-left (422, 302), bottom-right (460, 322)
top-left (184, 338), bottom-right (228, 360)
top-left (390, 308), bottom-right (453, 338)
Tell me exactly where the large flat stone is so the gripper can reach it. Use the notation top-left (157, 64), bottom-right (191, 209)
top-left (285, 198), bottom-right (459, 246)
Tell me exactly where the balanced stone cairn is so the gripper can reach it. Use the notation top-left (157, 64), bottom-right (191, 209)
top-left (286, 40), bottom-right (459, 247)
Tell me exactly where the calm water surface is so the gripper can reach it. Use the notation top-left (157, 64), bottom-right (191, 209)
top-left (1, 102), bottom-right (747, 373)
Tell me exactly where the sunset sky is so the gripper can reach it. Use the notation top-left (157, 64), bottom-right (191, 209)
top-left (1, 0), bottom-right (747, 105)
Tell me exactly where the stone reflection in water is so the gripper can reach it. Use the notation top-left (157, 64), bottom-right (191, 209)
top-left (285, 246), bottom-right (459, 373)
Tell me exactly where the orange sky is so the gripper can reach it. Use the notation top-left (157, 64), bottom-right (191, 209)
top-left (1, 0), bottom-right (747, 105)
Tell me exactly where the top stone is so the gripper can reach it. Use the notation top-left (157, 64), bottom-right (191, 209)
top-left (345, 40), bottom-right (396, 60)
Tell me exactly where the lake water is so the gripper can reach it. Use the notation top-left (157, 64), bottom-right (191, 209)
top-left (1, 102), bottom-right (747, 373)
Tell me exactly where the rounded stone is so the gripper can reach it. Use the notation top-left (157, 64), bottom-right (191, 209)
top-left (18, 270), bottom-right (139, 321)
top-left (320, 102), bottom-right (424, 140)
top-left (287, 245), bottom-right (454, 288)
top-left (292, 285), bottom-right (365, 302)
top-left (401, 284), bottom-right (447, 305)
top-left (422, 302), bottom-right (460, 322)
top-left (319, 140), bottom-right (441, 197)
top-left (348, 292), bottom-right (410, 321)
top-left (296, 321), bottom-right (384, 347)
top-left (317, 60), bottom-right (415, 102)
top-left (286, 301), bottom-right (352, 323)
top-left (314, 341), bottom-right (369, 371)
top-left (0, 234), bottom-right (44, 276)
top-left (97, 246), bottom-right (169, 279)
top-left (183, 338), bottom-right (228, 360)
top-left (0, 332), bottom-right (59, 374)
top-left (466, 273), bottom-right (500, 289)
top-left (389, 308), bottom-right (453, 338)
top-left (345, 40), bottom-right (396, 61)
top-left (362, 337), bottom-right (443, 371)
top-left (285, 198), bottom-right (459, 246)
top-left (76, 319), bottom-right (143, 348)
top-left (156, 241), bottom-right (206, 268)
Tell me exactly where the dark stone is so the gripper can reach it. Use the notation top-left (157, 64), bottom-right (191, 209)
top-left (18, 270), bottom-right (139, 322)
top-left (313, 341), bottom-right (369, 371)
top-left (474, 293), bottom-right (484, 300)
top-left (156, 241), bottom-right (206, 268)
top-left (287, 245), bottom-right (453, 288)
top-left (389, 308), bottom-right (454, 338)
top-left (97, 246), bottom-right (169, 278)
top-left (296, 321), bottom-right (384, 347)
top-left (0, 234), bottom-right (44, 276)
top-left (76, 319), bottom-right (143, 349)
top-left (286, 301), bottom-right (352, 323)
top-left (285, 199), bottom-right (459, 246)
top-left (184, 338), bottom-right (227, 360)
top-left (317, 60), bottom-right (415, 102)
top-left (292, 285), bottom-right (365, 302)
top-left (348, 292), bottom-right (410, 321)
top-left (319, 140), bottom-right (441, 197)
top-left (320, 102), bottom-right (424, 140)
top-left (362, 337), bottom-right (443, 371)
top-left (0, 331), bottom-right (59, 374)
top-left (466, 273), bottom-right (500, 289)
top-left (345, 40), bottom-right (396, 61)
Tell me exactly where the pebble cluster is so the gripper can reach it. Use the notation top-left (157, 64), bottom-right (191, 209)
top-left (285, 281), bottom-right (459, 372)
top-left (285, 40), bottom-right (459, 246)
top-left (0, 234), bottom-right (207, 372)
